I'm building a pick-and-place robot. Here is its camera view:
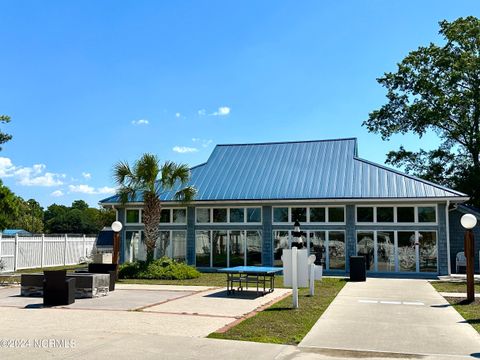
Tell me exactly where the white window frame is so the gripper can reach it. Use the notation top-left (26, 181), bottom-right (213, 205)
top-left (194, 229), bottom-right (263, 267)
top-left (195, 207), bottom-right (262, 225)
top-left (272, 206), bottom-right (346, 225)
top-left (355, 204), bottom-right (438, 225)
top-left (160, 207), bottom-right (188, 225)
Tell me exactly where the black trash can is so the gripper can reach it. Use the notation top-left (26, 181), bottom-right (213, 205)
top-left (349, 256), bottom-right (366, 282)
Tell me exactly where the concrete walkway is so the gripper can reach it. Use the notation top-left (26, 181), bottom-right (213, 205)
top-left (300, 278), bottom-right (480, 358)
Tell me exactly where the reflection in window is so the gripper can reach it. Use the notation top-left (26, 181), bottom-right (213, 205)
top-left (377, 231), bottom-right (395, 272)
top-left (229, 208), bottom-right (244, 223)
top-left (309, 231), bottom-right (326, 266)
top-left (160, 209), bottom-right (170, 223)
top-left (418, 207), bottom-right (436, 223)
top-left (310, 207), bottom-right (326, 222)
top-left (247, 208), bottom-right (261, 223)
top-left (398, 231), bottom-right (416, 271)
top-left (229, 231), bottom-right (244, 266)
top-left (172, 209), bottom-right (187, 223)
top-left (291, 208), bottom-right (307, 223)
top-left (125, 231), bottom-right (142, 262)
top-left (126, 209), bottom-right (140, 223)
top-left (212, 230), bottom-right (228, 267)
top-left (273, 208), bottom-right (289, 222)
top-left (419, 232), bottom-right (437, 272)
top-left (377, 207), bottom-right (394, 222)
top-left (329, 231), bottom-right (345, 269)
top-left (246, 231), bottom-right (262, 266)
top-left (273, 231), bottom-right (289, 266)
top-left (195, 231), bottom-right (211, 267)
top-left (357, 207), bottom-right (374, 222)
top-left (172, 231), bottom-right (186, 262)
top-left (357, 232), bottom-right (374, 270)
top-left (397, 207), bottom-right (414, 223)
top-left (213, 209), bottom-right (227, 223)
top-left (196, 208), bottom-right (210, 223)
top-left (328, 207), bottom-right (345, 223)
top-left (157, 231), bottom-right (170, 258)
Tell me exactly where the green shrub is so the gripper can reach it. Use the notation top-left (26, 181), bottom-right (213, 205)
top-left (119, 257), bottom-right (200, 280)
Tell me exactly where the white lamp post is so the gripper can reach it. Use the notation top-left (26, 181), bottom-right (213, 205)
top-left (460, 214), bottom-right (477, 303)
top-left (111, 221), bottom-right (123, 266)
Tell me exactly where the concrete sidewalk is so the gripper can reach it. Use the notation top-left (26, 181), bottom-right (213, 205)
top-left (299, 278), bottom-right (480, 358)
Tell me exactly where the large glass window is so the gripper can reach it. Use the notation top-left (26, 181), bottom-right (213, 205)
top-left (195, 231), bottom-right (211, 266)
top-left (357, 207), bottom-right (374, 223)
top-left (125, 231), bottom-right (142, 262)
top-left (157, 231), bottom-right (170, 258)
top-left (397, 207), bottom-right (414, 223)
top-left (160, 209), bottom-right (170, 223)
top-left (196, 208), bottom-right (210, 223)
top-left (229, 231), bottom-right (244, 266)
top-left (172, 231), bottom-right (186, 262)
top-left (212, 230), bottom-right (228, 267)
top-left (126, 209), bottom-right (140, 223)
top-left (377, 207), bottom-right (394, 223)
top-left (418, 207), bottom-right (436, 223)
top-left (273, 208), bottom-right (289, 223)
top-left (357, 231), bottom-right (374, 270)
top-left (377, 231), bottom-right (395, 272)
top-left (329, 231), bottom-right (345, 269)
top-left (309, 231), bottom-right (326, 266)
top-left (213, 208), bottom-right (227, 223)
top-left (419, 232), bottom-right (437, 272)
top-left (273, 231), bottom-right (289, 266)
top-left (229, 208), bottom-right (244, 223)
top-left (246, 231), bottom-right (262, 266)
top-left (247, 208), bottom-right (262, 223)
top-left (328, 207), bottom-right (345, 223)
top-left (397, 231), bottom-right (416, 271)
top-left (172, 209), bottom-right (187, 224)
top-left (291, 208), bottom-right (307, 223)
top-left (310, 207), bottom-right (326, 222)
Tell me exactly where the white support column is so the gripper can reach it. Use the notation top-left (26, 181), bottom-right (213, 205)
top-left (445, 200), bottom-right (451, 275)
top-left (82, 234), bottom-right (86, 258)
top-left (64, 234), bottom-right (68, 266)
top-left (292, 246), bottom-right (298, 309)
top-left (40, 234), bottom-right (45, 268)
top-left (14, 234), bottom-right (19, 271)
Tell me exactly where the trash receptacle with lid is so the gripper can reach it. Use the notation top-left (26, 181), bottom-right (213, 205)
top-left (349, 256), bottom-right (366, 282)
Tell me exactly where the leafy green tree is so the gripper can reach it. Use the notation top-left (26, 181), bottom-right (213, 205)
top-left (363, 16), bottom-right (480, 206)
top-left (72, 200), bottom-right (89, 211)
top-left (113, 154), bottom-right (196, 263)
top-left (0, 115), bottom-right (12, 151)
top-left (15, 198), bottom-right (44, 233)
top-left (0, 180), bottom-right (21, 230)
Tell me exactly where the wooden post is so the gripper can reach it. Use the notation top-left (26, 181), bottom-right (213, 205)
top-left (112, 232), bottom-right (120, 265)
top-left (464, 230), bottom-right (475, 303)
top-left (40, 234), bottom-right (45, 268)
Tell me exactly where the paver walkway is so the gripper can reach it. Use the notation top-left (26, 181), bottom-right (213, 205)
top-left (299, 278), bottom-right (480, 358)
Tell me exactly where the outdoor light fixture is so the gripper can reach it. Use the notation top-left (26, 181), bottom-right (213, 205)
top-left (111, 221), bottom-right (123, 266)
top-left (461, 213), bottom-right (477, 303)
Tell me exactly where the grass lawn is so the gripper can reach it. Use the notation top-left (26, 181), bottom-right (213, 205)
top-left (430, 281), bottom-right (480, 293)
top-left (15, 263), bottom-right (87, 274)
top-left (208, 278), bottom-right (346, 345)
top-left (445, 297), bottom-right (480, 333)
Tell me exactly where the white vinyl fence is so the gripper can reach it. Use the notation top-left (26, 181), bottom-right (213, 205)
top-left (0, 234), bottom-right (96, 272)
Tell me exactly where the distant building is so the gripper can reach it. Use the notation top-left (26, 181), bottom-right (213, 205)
top-left (100, 138), bottom-right (474, 276)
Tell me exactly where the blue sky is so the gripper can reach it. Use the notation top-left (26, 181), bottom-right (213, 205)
top-left (0, 1), bottom-right (479, 208)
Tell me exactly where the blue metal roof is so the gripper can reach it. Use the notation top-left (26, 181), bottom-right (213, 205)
top-left (100, 138), bottom-right (467, 204)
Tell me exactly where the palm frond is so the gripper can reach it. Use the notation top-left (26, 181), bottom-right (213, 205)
top-left (135, 153), bottom-right (160, 192)
top-left (161, 161), bottom-right (190, 189)
top-left (174, 186), bottom-right (197, 203)
top-left (113, 161), bottom-right (134, 187)
top-left (118, 186), bottom-right (137, 205)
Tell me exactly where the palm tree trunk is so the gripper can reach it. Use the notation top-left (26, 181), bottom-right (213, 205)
top-left (142, 192), bottom-right (161, 263)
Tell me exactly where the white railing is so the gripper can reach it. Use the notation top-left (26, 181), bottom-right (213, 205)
top-left (0, 234), bottom-right (96, 272)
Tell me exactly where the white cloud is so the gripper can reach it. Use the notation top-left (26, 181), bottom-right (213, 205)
top-left (197, 109), bottom-right (206, 116)
top-left (172, 146), bottom-right (199, 154)
top-left (82, 172), bottom-right (91, 180)
top-left (192, 138), bottom-right (213, 148)
top-left (0, 157), bottom-right (64, 187)
top-left (68, 184), bottom-right (116, 195)
top-left (131, 119), bottom-right (149, 125)
top-left (51, 190), bottom-right (64, 197)
top-left (175, 112), bottom-right (181, 118)
top-left (211, 106), bottom-right (230, 116)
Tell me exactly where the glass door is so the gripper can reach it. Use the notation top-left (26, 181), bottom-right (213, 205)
top-left (356, 231), bottom-right (374, 271)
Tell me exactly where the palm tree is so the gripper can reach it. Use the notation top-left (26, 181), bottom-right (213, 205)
top-left (113, 153), bottom-right (196, 263)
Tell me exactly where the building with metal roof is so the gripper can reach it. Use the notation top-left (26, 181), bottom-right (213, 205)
top-left (100, 138), bottom-right (472, 276)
